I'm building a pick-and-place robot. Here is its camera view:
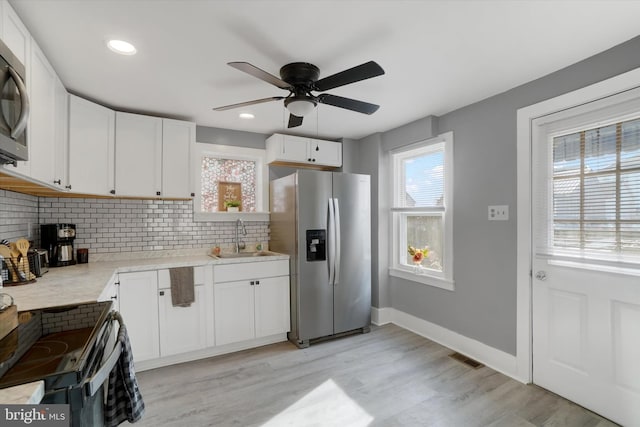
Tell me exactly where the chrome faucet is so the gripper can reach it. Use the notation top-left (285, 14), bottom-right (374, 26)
top-left (235, 219), bottom-right (247, 253)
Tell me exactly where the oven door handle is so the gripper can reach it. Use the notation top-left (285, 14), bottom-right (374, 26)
top-left (85, 340), bottom-right (122, 397)
top-left (84, 312), bottom-right (124, 398)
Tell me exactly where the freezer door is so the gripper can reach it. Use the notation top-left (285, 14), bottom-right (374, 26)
top-left (332, 173), bottom-right (371, 334)
top-left (296, 170), bottom-right (334, 341)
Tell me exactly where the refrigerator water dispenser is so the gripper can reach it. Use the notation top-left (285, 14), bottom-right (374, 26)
top-left (306, 229), bottom-right (326, 261)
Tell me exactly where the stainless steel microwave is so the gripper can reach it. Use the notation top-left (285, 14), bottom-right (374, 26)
top-left (0, 37), bottom-right (29, 165)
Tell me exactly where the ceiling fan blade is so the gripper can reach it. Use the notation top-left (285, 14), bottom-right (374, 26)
top-left (228, 62), bottom-right (292, 90)
top-left (288, 114), bottom-right (303, 128)
top-left (314, 61), bottom-right (385, 92)
top-left (318, 94), bottom-right (380, 115)
top-left (213, 96), bottom-right (284, 111)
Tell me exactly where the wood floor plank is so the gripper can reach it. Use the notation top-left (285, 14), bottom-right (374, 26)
top-left (131, 324), bottom-right (619, 427)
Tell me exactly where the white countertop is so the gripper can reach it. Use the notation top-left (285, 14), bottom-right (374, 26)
top-left (2, 250), bottom-right (289, 312)
top-left (0, 381), bottom-right (44, 404)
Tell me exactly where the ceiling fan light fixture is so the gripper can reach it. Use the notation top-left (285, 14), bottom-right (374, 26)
top-left (107, 39), bottom-right (137, 55)
top-left (285, 98), bottom-right (316, 117)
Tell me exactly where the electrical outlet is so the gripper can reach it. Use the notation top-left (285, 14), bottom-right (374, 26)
top-left (488, 205), bottom-right (509, 221)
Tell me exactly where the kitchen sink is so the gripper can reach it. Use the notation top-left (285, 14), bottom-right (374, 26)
top-left (210, 251), bottom-right (280, 259)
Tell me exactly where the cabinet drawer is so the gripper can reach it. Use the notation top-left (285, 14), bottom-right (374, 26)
top-left (158, 266), bottom-right (205, 289)
top-left (214, 260), bottom-right (288, 283)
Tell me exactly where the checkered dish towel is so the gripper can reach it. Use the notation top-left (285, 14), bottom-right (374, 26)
top-left (105, 324), bottom-right (145, 426)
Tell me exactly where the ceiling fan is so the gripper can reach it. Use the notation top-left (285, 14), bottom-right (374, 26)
top-left (213, 61), bottom-right (385, 128)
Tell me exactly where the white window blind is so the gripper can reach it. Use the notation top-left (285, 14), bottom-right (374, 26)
top-left (545, 116), bottom-right (640, 263)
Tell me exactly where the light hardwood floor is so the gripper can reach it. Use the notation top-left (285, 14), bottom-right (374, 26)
top-left (133, 324), bottom-right (618, 427)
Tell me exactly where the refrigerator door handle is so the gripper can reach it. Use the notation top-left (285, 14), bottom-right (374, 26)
top-left (328, 198), bottom-right (336, 285)
top-left (333, 198), bottom-right (341, 286)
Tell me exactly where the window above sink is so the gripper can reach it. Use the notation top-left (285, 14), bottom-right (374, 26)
top-left (192, 142), bottom-right (269, 222)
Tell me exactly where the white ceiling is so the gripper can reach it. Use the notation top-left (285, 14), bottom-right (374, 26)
top-left (9, 0), bottom-right (640, 141)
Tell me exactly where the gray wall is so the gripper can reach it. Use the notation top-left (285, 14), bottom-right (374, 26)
top-left (196, 126), bottom-right (268, 149)
top-left (367, 35), bottom-right (640, 355)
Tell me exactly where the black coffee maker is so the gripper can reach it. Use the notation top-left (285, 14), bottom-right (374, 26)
top-left (41, 223), bottom-right (76, 267)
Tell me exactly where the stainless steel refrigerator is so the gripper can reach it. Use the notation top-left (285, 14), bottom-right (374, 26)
top-left (270, 170), bottom-right (371, 348)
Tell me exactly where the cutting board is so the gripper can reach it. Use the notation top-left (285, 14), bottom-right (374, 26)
top-left (0, 304), bottom-right (18, 341)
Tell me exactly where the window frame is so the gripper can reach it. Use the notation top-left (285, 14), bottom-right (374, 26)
top-left (192, 142), bottom-right (269, 222)
top-left (389, 131), bottom-right (454, 291)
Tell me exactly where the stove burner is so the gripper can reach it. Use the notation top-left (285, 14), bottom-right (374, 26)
top-left (0, 328), bottom-right (92, 386)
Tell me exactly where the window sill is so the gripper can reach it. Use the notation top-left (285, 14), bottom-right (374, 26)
top-left (389, 267), bottom-right (455, 291)
top-left (193, 212), bottom-right (270, 222)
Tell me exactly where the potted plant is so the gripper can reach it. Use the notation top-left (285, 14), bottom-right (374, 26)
top-left (224, 200), bottom-right (241, 212)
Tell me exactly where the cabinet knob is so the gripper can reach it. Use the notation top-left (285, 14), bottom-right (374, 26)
top-left (190, 192), bottom-right (195, 197)
top-left (53, 179), bottom-right (61, 185)
top-left (255, 280), bottom-right (260, 285)
top-left (308, 158), bottom-right (312, 162)
top-left (312, 159), bottom-right (316, 162)
top-left (65, 185), bottom-right (72, 190)
top-left (110, 189), bottom-right (116, 195)
top-left (111, 295), bottom-right (118, 300)
top-left (156, 191), bottom-right (161, 196)
top-left (250, 281), bottom-right (255, 286)
top-left (159, 291), bottom-right (165, 296)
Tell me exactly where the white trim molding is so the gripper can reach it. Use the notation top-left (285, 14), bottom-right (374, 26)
top-left (375, 307), bottom-right (518, 381)
top-left (516, 67), bottom-right (640, 384)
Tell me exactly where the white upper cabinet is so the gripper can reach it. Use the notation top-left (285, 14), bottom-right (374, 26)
top-left (114, 113), bottom-right (194, 198)
top-left (115, 112), bottom-right (163, 197)
top-left (68, 94), bottom-right (115, 195)
top-left (266, 133), bottom-right (342, 168)
top-left (1, 1), bottom-right (29, 67)
top-left (162, 118), bottom-right (194, 198)
top-left (0, 1), bottom-right (30, 177)
top-left (53, 77), bottom-right (68, 188)
top-left (26, 41), bottom-right (57, 185)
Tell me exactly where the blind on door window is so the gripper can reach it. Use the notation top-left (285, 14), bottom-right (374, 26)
top-left (549, 116), bottom-right (640, 262)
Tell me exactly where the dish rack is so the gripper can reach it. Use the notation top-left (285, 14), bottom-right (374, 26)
top-left (0, 252), bottom-right (37, 286)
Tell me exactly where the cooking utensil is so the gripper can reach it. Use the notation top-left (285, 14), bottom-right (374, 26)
top-left (15, 239), bottom-right (35, 280)
top-left (0, 246), bottom-right (18, 282)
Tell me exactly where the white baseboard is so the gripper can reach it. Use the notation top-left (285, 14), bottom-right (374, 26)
top-left (371, 306), bottom-right (393, 325)
top-left (375, 307), bottom-right (520, 382)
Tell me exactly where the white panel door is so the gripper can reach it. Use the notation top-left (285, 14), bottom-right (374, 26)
top-left (214, 280), bottom-right (255, 345)
top-left (115, 112), bottom-right (162, 197)
top-left (68, 95), bottom-right (115, 195)
top-left (162, 119), bottom-right (194, 198)
top-left (531, 94), bottom-right (640, 426)
top-left (254, 276), bottom-right (290, 338)
top-left (281, 135), bottom-right (310, 162)
top-left (118, 271), bottom-right (160, 363)
top-left (27, 41), bottom-right (56, 185)
top-left (158, 284), bottom-right (207, 356)
top-left (311, 139), bottom-right (342, 167)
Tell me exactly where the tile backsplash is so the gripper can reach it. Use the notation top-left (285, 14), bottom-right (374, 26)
top-left (0, 189), bottom-right (38, 241)
top-left (0, 190), bottom-right (269, 255)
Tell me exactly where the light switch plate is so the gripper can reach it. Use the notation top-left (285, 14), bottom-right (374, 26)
top-left (488, 205), bottom-right (509, 221)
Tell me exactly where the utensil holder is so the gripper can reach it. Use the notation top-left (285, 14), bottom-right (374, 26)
top-left (1, 253), bottom-right (37, 286)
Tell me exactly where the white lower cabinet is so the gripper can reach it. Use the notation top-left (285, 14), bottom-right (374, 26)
top-left (214, 260), bottom-right (290, 346)
top-left (157, 268), bottom-right (207, 356)
top-left (116, 259), bottom-right (289, 368)
top-left (117, 270), bottom-right (160, 363)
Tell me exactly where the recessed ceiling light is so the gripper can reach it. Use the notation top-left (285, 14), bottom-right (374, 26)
top-left (107, 39), bottom-right (137, 55)
top-left (239, 112), bottom-right (255, 119)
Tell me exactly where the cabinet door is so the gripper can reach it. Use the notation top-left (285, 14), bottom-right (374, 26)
top-left (1, 3), bottom-right (30, 65)
top-left (158, 285), bottom-right (207, 356)
top-left (68, 95), bottom-right (115, 195)
top-left (118, 271), bottom-right (160, 362)
top-left (255, 276), bottom-right (290, 338)
top-left (281, 135), bottom-right (310, 162)
top-left (0, 3), bottom-right (30, 176)
top-left (311, 139), bottom-right (342, 167)
top-left (115, 112), bottom-right (162, 197)
top-left (214, 281), bottom-right (255, 346)
top-left (53, 77), bottom-right (68, 187)
top-left (162, 119), bottom-right (194, 198)
top-left (27, 42), bottom-right (57, 185)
